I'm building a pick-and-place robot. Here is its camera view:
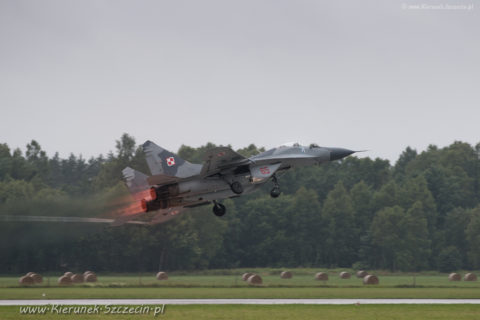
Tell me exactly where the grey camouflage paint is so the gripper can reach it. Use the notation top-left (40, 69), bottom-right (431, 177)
top-left (143, 140), bottom-right (201, 178)
top-left (119, 141), bottom-right (355, 225)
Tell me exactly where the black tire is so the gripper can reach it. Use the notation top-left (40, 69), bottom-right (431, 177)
top-left (213, 203), bottom-right (226, 216)
top-left (270, 187), bottom-right (281, 198)
top-left (230, 181), bottom-right (244, 194)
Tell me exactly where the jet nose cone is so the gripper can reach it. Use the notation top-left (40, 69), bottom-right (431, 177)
top-left (328, 148), bottom-right (355, 161)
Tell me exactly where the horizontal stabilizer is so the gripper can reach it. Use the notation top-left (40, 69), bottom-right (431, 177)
top-left (149, 207), bottom-right (185, 225)
top-left (111, 211), bottom-right (147, 226)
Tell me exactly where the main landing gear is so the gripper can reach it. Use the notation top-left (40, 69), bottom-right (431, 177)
top-left (270, 175), bottom-right (281, 198)
top-left (230, 181), bottom-right (244, 194)
top-left (212, 180), bottom-right (242, 217)
top-left (213, 201), bottom-right (226, 217)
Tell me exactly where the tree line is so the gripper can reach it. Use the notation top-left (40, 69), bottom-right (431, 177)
top-left (0, 134), bottom-right (479, 273)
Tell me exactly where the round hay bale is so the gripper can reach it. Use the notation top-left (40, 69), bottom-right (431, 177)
top-left (242, 272), bottom-right (253, 281)
top-left (156, 272), bottom-right (168, 280)
top-left (363, 275), bottom-right (379, 285)
top-left (448, 273), bottom-right (461, 281)
top-left (356, 270), bottom-right (368, 278)
top-left (280, 271), bottom-right (293, 279)
top-left (339, 272), bottom-right (351, 279)
top-left (84, 271), bottom-right (94, 277)
top-left (58, 275), bottom-right (73, 285)
top-left (19, 275), bottom-right (35, 285)
top-left (464, 273), bottom-right (477, 281)
top-left (84, 273), bottom-right (97, 282)
top-left (26, 272), bottom-right (35, 277)
top-left (71, 274), bottom-right (84, 283)
top-left (247, 274), bottom-right (262, 285)
top-left (29, 273), bottom-right (43, 284)
top-left (64, 271), bottom-right (74, 278)
top-left (315, 272), bottom-right (328, 281)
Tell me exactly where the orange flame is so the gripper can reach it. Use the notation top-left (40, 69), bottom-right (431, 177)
top-left (108, 189), bottom-right (154, 218)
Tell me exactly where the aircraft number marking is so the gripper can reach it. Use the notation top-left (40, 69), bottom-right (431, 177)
top-left (259, 167), bottom-right (270, 175)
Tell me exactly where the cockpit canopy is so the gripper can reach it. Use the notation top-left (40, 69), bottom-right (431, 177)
top-left (279, 142), bottom-right (322, 149)
top-left (279, 142), bottom-right (300, 148)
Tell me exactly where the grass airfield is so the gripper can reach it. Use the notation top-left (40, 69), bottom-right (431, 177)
top-left (2, 268), bottom-right (480, 299)
top-left (2, 305), bottom-right (480, 320)
top-left (2, 269), bottom-right (480, 319)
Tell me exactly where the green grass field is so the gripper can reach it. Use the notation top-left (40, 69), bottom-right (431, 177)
top-left (2, 270), bottom-right (480, 319)
top-left (1, 269), bottom-right (480, 300)
top-left (2, 305), bottom-right (480, 320)
top-left (0, 269), bottom-right (480, 300)
top-left (4, 268), bottom-right (480, 288)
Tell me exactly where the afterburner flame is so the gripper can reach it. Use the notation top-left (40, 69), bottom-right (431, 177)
top-left (132, 189), bottom-right (154, 202)
top-left (109, 189), bottom-right (154, 218)
top-left (141, 199), bottom-right (148, 212)
top-left (149, 187), bottom-right (157, 201)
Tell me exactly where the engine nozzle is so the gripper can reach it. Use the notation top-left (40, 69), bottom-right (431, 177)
top-left (140, 199), bottom-right (148, 212)
top-left (149, 187), bottom-right (157, 201)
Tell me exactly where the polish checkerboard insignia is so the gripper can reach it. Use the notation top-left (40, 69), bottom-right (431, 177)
top-left (166, 157), bottom-right (175, 166)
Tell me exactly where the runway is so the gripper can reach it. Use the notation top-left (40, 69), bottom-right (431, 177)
top-left (2, 299), bottom-right (480, 305)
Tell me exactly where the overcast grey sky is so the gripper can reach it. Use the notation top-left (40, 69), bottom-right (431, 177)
top-left (1, 0), bottom-right (478, 162)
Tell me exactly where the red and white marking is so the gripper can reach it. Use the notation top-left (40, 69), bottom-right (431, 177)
top-left (166, 157), bottom-right (175, 166)
top-left (259, 167), bottom-right (270, 175)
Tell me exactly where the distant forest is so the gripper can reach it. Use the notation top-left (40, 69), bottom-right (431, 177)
top-left (1, 134), bottom-right (480, 274)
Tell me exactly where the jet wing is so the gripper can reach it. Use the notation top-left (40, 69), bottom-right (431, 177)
top-left (200, 147), bottom-right (250, 177)
top-left (112, 206), bottom-right (186, 226)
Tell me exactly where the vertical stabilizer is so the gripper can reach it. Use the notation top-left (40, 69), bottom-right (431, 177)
top-left (142, 141), bottom-right (202, 178)
top-left (122, 167), bottom-right (150, 201)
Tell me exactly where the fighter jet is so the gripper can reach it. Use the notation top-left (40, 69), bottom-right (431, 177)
top-left (116, 141), bottom-right (356, 226)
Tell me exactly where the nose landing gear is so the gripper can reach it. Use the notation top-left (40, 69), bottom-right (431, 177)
top-left (270, 187), bottom-right (281, 198)
top-left (212, 201), bottom-right (226, 216)
top-left (270, 175), bottom-right (281, 198)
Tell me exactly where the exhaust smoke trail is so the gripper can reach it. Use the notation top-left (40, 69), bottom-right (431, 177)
top-left (0, 215), bottom-right (148, 225)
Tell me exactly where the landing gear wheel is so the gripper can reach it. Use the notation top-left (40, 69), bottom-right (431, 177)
top-left (230, 181), bottom-right (244, 194)
top-left (213, 202), bottom-right (226, 217)
top-left (270, 174), bottom-right (281, 198)
top-left (270, 187), bottom-right (281, 198)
